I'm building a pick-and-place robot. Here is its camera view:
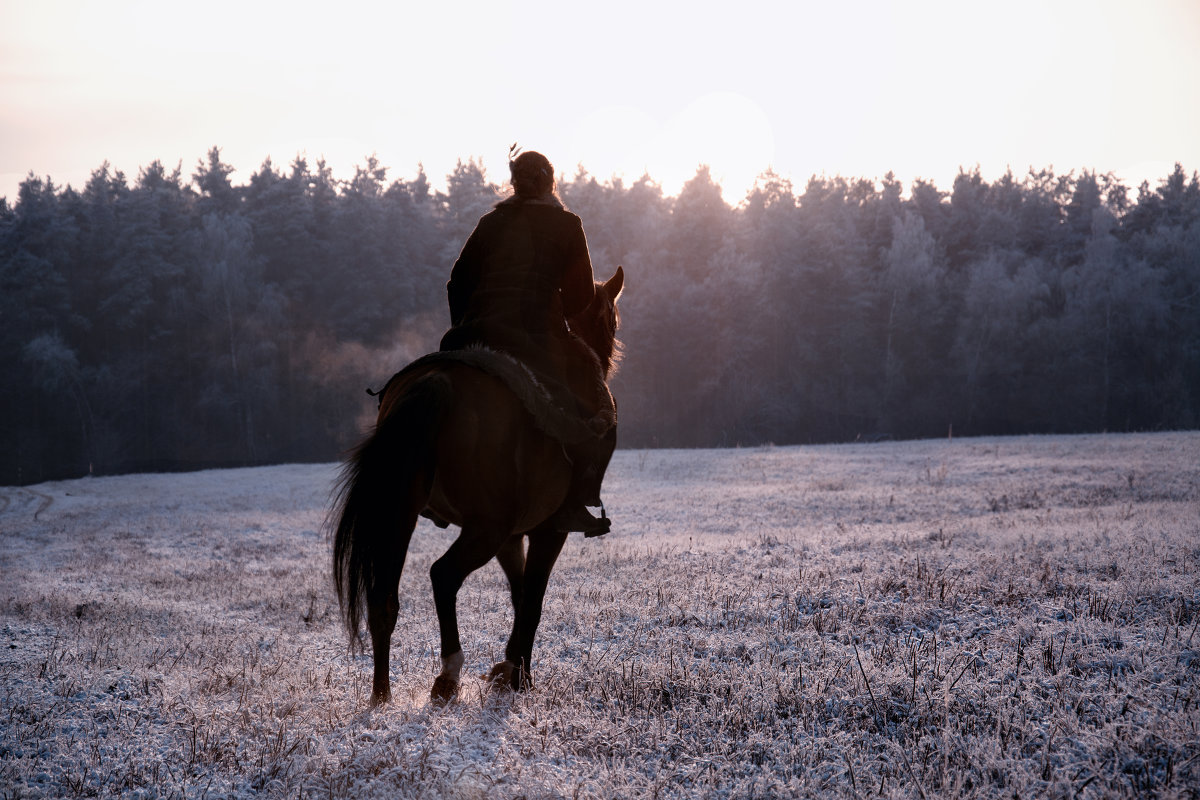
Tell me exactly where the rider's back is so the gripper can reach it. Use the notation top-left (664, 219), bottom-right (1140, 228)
top-left (440, 200), bottom-right (594, 383)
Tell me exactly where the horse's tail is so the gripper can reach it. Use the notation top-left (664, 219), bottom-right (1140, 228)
top-left (331, 372), bottom-right (452, 647)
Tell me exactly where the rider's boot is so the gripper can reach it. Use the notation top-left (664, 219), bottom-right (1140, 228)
top-left (550, 427), bottom-right (616, 536)
top-left (550, 500), bottom-right (609, 536)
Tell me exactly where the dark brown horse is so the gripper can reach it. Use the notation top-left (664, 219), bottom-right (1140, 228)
top-left (332, 267), bottom-right (623, 706)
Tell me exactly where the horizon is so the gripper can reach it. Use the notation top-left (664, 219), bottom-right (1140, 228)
top-left (3, 146), bottom-right (1196, 208)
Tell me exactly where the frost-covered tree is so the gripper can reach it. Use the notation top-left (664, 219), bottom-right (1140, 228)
top-left (3, 151), bottom-right (1200, 482)
top-left (878, 210), bottom-right (947, 433)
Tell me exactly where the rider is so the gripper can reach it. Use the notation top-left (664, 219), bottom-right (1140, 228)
top-left (439, 148), bottom-right (614, 536)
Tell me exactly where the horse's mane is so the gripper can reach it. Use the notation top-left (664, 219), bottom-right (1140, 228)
top-left (570, 280), bottom-right (622, 378)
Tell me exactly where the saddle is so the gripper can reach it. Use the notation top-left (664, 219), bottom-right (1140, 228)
top-left (369, 346), bottom-right (615, 446)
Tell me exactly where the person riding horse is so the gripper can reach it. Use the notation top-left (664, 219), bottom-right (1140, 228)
top-left (438, 149), bottom-right (615, 536)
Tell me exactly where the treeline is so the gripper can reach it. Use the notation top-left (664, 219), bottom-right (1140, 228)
top-left (2, 148), bottom-right (1198, 484)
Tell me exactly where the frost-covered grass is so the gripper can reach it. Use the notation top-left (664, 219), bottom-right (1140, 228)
top-left (2, 432), bottom-right (1199, 798)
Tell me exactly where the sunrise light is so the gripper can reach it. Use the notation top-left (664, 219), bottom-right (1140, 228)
top-left (2, 0), bottom-right (1197, 201)
top-left (566, 92), bottom-right (776, 199)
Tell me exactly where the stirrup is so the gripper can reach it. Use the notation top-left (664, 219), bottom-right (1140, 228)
top-left (583, 502), bottom-right (609, 538)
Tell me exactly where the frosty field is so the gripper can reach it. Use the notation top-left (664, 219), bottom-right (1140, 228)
top-left (2, 432), bottom-right (1199, 798)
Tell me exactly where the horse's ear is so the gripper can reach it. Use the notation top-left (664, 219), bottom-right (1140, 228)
top-left (605, 266), bottom-right (624, 302)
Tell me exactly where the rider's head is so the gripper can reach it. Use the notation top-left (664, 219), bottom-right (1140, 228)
top-left (509, 150), bottom-right (555, 200)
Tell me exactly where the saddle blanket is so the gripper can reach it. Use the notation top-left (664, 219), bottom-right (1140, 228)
top-left (370, 347), bottom-right (614, 446)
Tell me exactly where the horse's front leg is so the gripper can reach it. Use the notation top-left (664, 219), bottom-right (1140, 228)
top-left (428, 522), bottom-right (509, 704)
top-left (504, 524), bottom-right (568, 691)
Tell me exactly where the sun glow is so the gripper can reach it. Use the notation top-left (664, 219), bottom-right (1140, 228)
top-left (2, 0), bottom-right (1198, 205)
top-left (567, 92), bottom-right (776, 201)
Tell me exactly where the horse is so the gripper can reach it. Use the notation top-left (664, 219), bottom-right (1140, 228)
top-left (331, 267), bottom-right (623, 706)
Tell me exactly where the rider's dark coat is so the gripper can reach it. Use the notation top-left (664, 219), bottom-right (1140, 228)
top-left (439, 196), bottom-right (596, 390)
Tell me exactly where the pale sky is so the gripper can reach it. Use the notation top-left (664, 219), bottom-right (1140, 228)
top-left (2, 0), bottom-right (1198, 205)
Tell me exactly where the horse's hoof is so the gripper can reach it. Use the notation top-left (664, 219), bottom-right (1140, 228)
top-left (485, 661), bottom-right (516, 688)
top-left (430, 674), bottom-right (459, 705)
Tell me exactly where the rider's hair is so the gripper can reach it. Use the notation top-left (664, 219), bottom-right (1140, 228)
top-left (509, 150), bottom-right (555, 199)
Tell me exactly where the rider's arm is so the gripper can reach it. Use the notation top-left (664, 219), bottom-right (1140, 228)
top-left (446, 224), bottom-right (485, 326)
top-left (560, 214), bottom-right (596, 317)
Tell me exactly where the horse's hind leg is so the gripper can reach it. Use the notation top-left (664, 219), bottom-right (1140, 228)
top-left (366, 563), bottom-right (402, 707)
top-left (363, 491), bottom-right (423, 707)
top-left (365, 510), bottom-right (417, 707)
top-left (505, 525), bottom-right (568, 692)
top-left (488, 534), bottom-right (526, 687)
top-left (429, 523), bottom-right (510, 704)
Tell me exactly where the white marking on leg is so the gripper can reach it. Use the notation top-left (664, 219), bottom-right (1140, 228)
top-left (440, 650), bottom-right (464, 682)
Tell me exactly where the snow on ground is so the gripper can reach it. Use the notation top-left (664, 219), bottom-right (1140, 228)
top-left (2, 432), bottom-right (1198, 798)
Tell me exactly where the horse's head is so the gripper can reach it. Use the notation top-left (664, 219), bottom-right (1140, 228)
top-left (568, 266), bottom-right (624, 378)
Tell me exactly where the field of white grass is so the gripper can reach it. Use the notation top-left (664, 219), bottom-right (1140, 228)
top-left (2, 432), bottom-right (1199, 799)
